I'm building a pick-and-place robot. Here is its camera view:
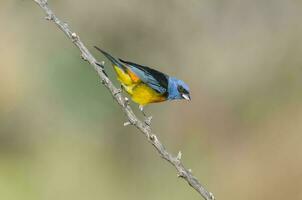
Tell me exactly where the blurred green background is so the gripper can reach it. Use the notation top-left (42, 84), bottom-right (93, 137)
top-left (1, 0), bottom-right (302, 199)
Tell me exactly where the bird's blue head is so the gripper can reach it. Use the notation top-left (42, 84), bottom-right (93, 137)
top-left (167, 77), bottom-right (191, 101)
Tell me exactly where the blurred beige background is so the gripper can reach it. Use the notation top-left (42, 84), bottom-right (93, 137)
top-left (1, 0), bottom-right (302, 199)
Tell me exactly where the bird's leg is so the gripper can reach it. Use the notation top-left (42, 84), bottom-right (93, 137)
top-left (120, 84), bottom-right (125, 91)
top-left (139, 105), bottom-right (146, 116)
top-left (139, 105), bottom-right (152, 126)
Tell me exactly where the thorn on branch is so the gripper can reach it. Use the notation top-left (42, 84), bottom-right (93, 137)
top-left (123, 121), bottom-right (131, 126)
top-left (71, 32), bottom-right (79, 42)
top-left (144, 116), bottom-right (152, 126)
top-left (209, 192), bottom-right (215, 200)
top-left (35, 0), bottom-right (48, 5)
top-left (176, 151), bottom-right (182, 161)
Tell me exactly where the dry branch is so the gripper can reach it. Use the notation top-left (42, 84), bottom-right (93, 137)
top-left (32, 1), bottom-right (215, 199)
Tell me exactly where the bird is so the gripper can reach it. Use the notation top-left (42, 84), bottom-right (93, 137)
top-left (94, 46), bottom-right (191, 115)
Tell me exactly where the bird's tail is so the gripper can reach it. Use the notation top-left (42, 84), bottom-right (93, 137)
top-left (94, 46), bottom-right (125, 70)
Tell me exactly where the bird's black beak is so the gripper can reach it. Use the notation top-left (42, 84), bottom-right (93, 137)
top-left (181, 93), bottom-right (191, 101)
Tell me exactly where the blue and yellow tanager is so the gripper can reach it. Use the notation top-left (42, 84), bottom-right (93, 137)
top-left (94, 46), bottom-right (191, 113)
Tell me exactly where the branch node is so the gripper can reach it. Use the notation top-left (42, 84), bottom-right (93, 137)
top-left (45, 14), bottom-right (53, 21)
top-left (124, 97), bottom-right (129, 107)
top-left (149, 134), bottom-right (157, 141)
top-left (131, 119), bottom-right (137, 125)
top-left (35, 0), bottom-right (48, 5)
top-left (100, 77), bottom-right (109, 85)
top-left (177, 171), bottom-right (185, 178)
top-left (71, 32), bottom-right (79, 43)
top-left (81, 53), bottom-right (88, 61)
top-left (95, 61), bottom-right (105, 70)
top-left (71, 32), bottom-right (77, 39)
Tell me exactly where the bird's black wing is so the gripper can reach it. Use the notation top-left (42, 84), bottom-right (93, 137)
top-left (119, 59), bottom-right (169, 95)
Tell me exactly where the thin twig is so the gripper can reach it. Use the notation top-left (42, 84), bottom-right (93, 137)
top-left (32, 1), bottom-right (214, 199)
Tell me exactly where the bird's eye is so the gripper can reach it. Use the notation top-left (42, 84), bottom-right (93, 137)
top-left (177, 85), bottom-right (185, 93)
top-left (177, 85), bottom-right (189, 94)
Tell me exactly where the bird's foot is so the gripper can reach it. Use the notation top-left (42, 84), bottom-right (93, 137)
top-left (139, 105), bottom-right (145, 115)
top-left (113, 88), bottom-right (122, 96)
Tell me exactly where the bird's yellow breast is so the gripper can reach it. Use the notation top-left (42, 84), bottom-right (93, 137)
top-left (113, 65), bottom-right (166, 105)
top-left (131, 83), bottom-right (166, 105)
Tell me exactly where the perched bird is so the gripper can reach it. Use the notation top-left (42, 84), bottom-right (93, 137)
top-left (94, 46), bottom-right (191, 114)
